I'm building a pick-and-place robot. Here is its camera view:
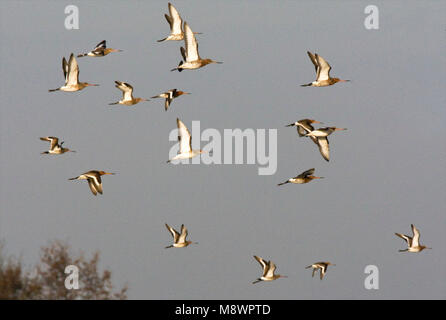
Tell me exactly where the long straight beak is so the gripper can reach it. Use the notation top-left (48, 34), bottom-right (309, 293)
top-left (87, 83), bottom-right (99, 87)
top-left (285, 123), bottom-right (295, 127)
top-left (105, 172), bottom-right (115, 175)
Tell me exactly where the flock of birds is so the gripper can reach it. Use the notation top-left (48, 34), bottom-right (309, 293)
top-left (40, 2), bottom-right (431, 286)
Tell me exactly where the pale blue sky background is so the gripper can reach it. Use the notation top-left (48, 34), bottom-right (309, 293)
top-left (1, 1), bottom-right (445, 299)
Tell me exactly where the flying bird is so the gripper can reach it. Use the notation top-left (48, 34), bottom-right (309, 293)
top-left (171, 21), bottom-right (222, 72)
top-left (40, 136), bottom-right (75, 154)
top-left (306, 262), bottom-right (335, 280)
top-left (109, 81), bottom-right (149, 106)
top-left (157, 3), bottom-right (201, 42)
top-left (151, 89), bottom-right (190, 111)
top-left (278, 168), bottom-right (323, 186)
top-left (252, 256), bottom-right (287, 284)
top-left (301, 51), bottom-right (349, 87)
top-left (77, 40), bottom-right (122, 57)
top-left (395, 224), bottom-right (431, 253)
top-left (69, 170), bottom-right (115, 196)
top-left (49, 54), bottom-right (99, 92)
top-left (289, 123), bottom-right (346, 162)
top-left (167, 118), bottom-right (207, 163)
top-left (165, 223), bottom-right (197, 248)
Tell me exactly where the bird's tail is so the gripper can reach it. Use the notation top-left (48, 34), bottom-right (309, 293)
top-left (170, 61), bottom-right (183, 72)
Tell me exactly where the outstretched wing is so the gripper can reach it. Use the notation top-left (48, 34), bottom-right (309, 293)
top-left (165, 223), bottom-right (180, 243)
top-left (87, 175), bottom-right (102, 195)
top-left (177, 118), bottom-right (192, 153)
top-left (411, 224), bottom-right (420, 247)
top-left (253, 256), bottom-right (268, 276)
top-left (168, 2), bottom-right (183, 34)
top-left (265, 261), bottom-right (276, 278)
top-left (62, 57), bottom-right (69, 83)
top-left (317, 137), bottom-right (330, 162)
top-left (94, 40), bottom-right (107, 50)
top-left (180, 46), bottom-right (187, 61)
top-left (87, 179), bottom-right (99, 196)
top-left (66, 54), bottom-right (79, 85)
top-left (115, 81), bottom-right (134, 101)
top-left (178, 224), bottom-right (188, 243)
top-left (183, 22), bottom-right (199, 61)
top-left (315, 54), bottom-right (331, 81)
top-left (307, 51), bottom-right (319, 74)
top-left (298, 168), bottom-right (315, 179)
top-left (40, 136), bottom-right (59, 150)
top-left (395, 233), bottom-right (412, 246)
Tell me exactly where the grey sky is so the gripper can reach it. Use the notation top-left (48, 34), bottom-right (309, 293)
top-left (1, 0), bottom-right (445, 299)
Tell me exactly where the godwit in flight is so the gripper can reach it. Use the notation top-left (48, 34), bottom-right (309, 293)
top-left (301, 51), bottom-right (349, 87)
top-left (165, 224), bottom-right (197, 248)
top-left (49, 54), bottom-right (98, 92)
top-left (395, 224), bottom-right (431, 253)
top-left (306, 262), bottom-right (335, 280)
top-left (171, 21), bottom-right (222, 72)
top-left (167, 118), bottom-right (207, 163)
top-left (40, 137), bottom-right (75, 154)
top-left (151, 89), bottom-right (190, 111)
top-left (252, 256), bottom-right (287, 284)
top-left (278, 168), bottom-right (323, 186)
top-left (287, 119), bottom-right (329, 161)
top-left (109, 81), bottom-right (149, 106)
top-left (157, 3), bottom-right (201, 42)
top-left (288, 122), bottom-right (346, 162)
top-left (77, 40), bottom-right (122, 58)
top-left (69, 170), bottom-right (115, 196)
